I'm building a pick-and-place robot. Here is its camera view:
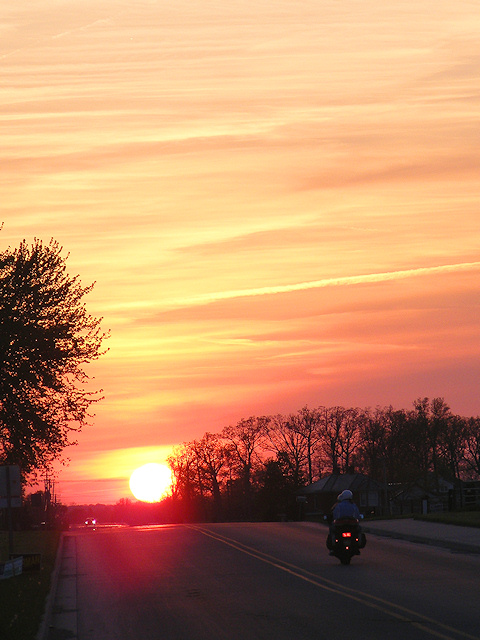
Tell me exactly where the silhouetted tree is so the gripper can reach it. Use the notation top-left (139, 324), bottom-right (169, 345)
top-left (357, 407), bottom-right (389, 482)
top-left (318, 406), bottom-right (361, 474)
top-left (317, 406), bottom-right (341, 474)
top-left (290, 406), bottom-right (323, 483)
top-left (167, 443), bottom-right (204, 521)
top-left (465, 417), bottom-right (480, 478)
top-left (383, 406), bottom-right (418, 482)
top-left (262, 413), bottom-right (308, 489)
top-left (222, 416), bottom-right (267, 519)
top-left (409, 397), bottom-right (454, 487)
top-left (0, 238), bottom-right (108, 474)
top-left (437, 413), bottom-right (468, 481)
top-left (256, 459), bottom-right (297, 521)
top-left (191, 432), bottom-right (230, 521)
top-left (405, 398), bottom-right (432, 480)
top-left (338, 406), bottom-right (362, 473)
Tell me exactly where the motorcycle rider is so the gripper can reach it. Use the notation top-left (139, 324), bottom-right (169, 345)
top-left (332, 489), bottom-right (360, 520)
top-left (327, 489), bottom-right (362, 553)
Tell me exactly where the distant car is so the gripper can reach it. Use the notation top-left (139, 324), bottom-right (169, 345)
top-left (85, 517), bottom-right (97, 527)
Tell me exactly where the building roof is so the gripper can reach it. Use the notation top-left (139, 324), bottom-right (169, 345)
top-left (300, 473), bottom-right (383, 495)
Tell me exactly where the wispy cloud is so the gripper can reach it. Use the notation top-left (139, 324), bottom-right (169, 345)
top-left (170, 262), bottom-right (480, 308)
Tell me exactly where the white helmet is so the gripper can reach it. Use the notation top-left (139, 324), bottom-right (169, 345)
top-left (337, 489), bottom-right (353, 501)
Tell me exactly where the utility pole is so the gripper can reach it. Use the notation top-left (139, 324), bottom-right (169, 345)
top-left (44, 472), bottom-right (56, 526)
top-left (6, 466), bottom-right (14, 555)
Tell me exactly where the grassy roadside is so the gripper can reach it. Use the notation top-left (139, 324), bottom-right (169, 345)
top-left (0, 529), bottom-right (60, 640)
top-left (414, 510), bottom-right (480, 528)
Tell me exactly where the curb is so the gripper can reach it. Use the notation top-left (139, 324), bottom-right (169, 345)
top-left (36, 533), bottom-right (78, 640)
top-left (36, 533), bottom-right (65, 640)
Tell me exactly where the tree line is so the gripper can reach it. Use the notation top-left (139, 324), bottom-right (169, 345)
top-left (166, 398), bottom-right (480, 522)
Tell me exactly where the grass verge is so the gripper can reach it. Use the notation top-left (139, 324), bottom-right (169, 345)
top-left (0, 529), bottom-right (60, 640)
top-left (414, 510), bottom-right (480, 528)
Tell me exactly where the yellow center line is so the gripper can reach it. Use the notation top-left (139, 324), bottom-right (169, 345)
top-left (188, 525), bottom-right (478, 640)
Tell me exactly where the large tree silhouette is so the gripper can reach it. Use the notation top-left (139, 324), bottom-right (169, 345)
top-left (0, 238), bottom-right (108, 473)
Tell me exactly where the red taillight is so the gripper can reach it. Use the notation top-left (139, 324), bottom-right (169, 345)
top-left (342, 532), bottom-right (352, 538)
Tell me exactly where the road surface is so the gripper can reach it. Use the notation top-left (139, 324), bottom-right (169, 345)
top-left (69, 522), bottom-right (479, 640)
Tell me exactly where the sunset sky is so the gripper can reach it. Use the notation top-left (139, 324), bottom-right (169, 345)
top-left (2, 0), bottom-right (479, 504)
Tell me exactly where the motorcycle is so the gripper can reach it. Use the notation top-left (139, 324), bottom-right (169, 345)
top-left (326, 517), bottom-right (366, 565)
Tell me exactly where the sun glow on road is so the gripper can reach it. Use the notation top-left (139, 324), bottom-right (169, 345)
top-left (129, 463), bottom-right (172, 502)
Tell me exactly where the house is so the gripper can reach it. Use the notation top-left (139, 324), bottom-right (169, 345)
top-left (297, 473), bottom-right (385, 517)
top-left (389, 474), bottom-right (455, 515)
top-left (390, 476), bottom-right (480, 514)
top-left (461, 480), bottom-right (480, 509)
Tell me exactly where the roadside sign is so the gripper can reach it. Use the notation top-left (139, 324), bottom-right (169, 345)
top-left (0, 465), bottom-right (22, 556)
top-left (10, 553), bottom-right (41, 572)
top-left (0, 556), bottom-right (23, 580)
top-left (0, 465), bottom-right (22, 507)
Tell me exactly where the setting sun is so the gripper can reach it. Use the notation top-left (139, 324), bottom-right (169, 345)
top-left (129, 463), bottom-right (172, 503)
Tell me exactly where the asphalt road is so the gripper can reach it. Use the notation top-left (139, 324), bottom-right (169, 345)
top-left (72, 523), bottom-right (479, 640)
